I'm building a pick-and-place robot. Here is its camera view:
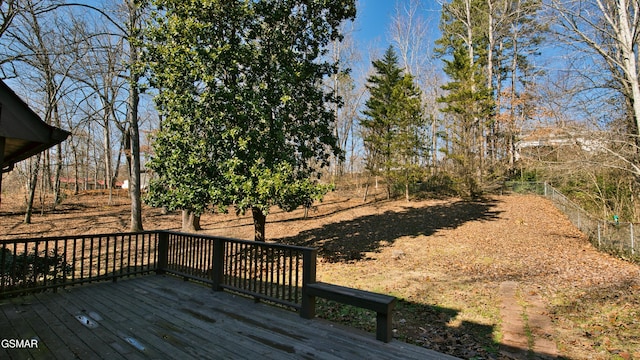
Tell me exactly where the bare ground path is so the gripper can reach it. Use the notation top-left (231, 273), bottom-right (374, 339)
top-left (2, 191), bottom-right (640, 359)
top-left (499, 281), bottom-right (558, 359)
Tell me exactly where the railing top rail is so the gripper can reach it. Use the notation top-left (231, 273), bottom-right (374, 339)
top-left (160, 230), bottom-right (317, 252)
top-left (1, 230), bottom-right (317, 252)
top-left (0, 231), bottom-right (157, 245)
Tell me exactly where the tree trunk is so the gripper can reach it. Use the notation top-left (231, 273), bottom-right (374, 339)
top-left (252, 206), bottom-right (266, 242)
top-left (613, 0), bottom-right (640, 141)
top-left (127, 0), bottom-right (144, 232)
top-left (128, 87), bottom-right (143, 231)
top-left (405, 182), bottom-right (409, 202)
top-left (51, 96), bottom-right (63, 208)
top-left (53, 142), bottom-right (63, 208)
top-left (0, 136), bottom-right (4, 208)
top-left (25, 153), bottom-right (41, 224)
top-left (103, 100), bottom-right (113, 204)
top-left (181, 210), bottom-right (201, 232)
top-left (112, 133), bottom-right (125, 189)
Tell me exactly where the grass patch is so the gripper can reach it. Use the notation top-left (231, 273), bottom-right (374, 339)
top-left (550, 282), bottom-right (640, 357)
top-left (315, 298), bottom-right (376, 333)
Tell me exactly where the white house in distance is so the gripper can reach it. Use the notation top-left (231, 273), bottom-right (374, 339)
top-left (121, 170), bottom-right (151, 192)
top-left (515, 127), bottom-right (606, 162)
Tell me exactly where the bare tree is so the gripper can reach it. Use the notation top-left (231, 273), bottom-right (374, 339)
top-left (5, 0), bottom-right (79, 221)
top-left (0, 1), bottom-right (147, 230)
top-left (67, 0), bottom-right (147, 230)
top-left (124, 0), bottom-right (144, 231)
top-left (549, 0), bottom-right (640, 141)
top-left (71, 15), bottom-right (128, 205)
top-left (327, 20), bottom-right (364, 177)
top-left (0, 0), bottom-right (19, 38)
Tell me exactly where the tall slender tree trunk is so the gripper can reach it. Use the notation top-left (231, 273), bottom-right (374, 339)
top-left (112, 133), bottom-right (125, 187)
top-left (53, 142), bottom-right (63, 206)
top-left (405, 182), bottom-right (410, 202)
top-left (25, 153), bottom-right (41, 224)
top-left (73, 145), bottom-right (80, 195)
top-left (52, 102), bottom-right (63, 208)
top-left (85, 131), bottom-right (91, 191)
top-left (103, 114), bottom-right (113, 203)
top-left (0, 136), bottom-right (4, 208)
top-left (331, 39), bottom-right (340, 178)
top-left (127, 0), bottom-right (143, 232)
top-left (128, 83), bottom-right (143, 231)
top-left (614, 0), bottom-right (640, 139)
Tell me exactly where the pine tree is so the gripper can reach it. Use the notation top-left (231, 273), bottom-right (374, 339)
top-left (436, 0), bottom-right (544, 187)
top-left (438, 46), bottom-right (494, 198)
top-left (361, 46), bottom-right (424, 200)
top-left (436, 0), bottom-right (495, 197)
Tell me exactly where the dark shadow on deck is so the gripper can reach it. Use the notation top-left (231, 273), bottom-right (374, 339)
top-left (276, 199), bottom-right (502, 262)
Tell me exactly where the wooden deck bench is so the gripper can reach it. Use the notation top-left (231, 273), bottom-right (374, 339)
top-left (301, 282), bottom-right (397, 342)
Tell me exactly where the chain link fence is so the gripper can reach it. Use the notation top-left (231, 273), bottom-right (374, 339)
top-left (504, 181), bottom-right (639, 262)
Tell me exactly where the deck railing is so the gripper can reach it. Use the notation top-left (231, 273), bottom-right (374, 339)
top-left (0, 232), bottom-right (158, 297)
top-left (158, 231), bottom-right (317, 309)
top-left (0, 231), bottom-right (317, 309)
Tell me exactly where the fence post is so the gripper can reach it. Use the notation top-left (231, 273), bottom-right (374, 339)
top-left (211, 238), bottom-right (225, 291)
top-left (631, 223), bottom-right (635, 256)
top-left (157, 231), bottom-right (169, 274)
top-left (577, 212), bottom-right (581, 229)
top-left (300, 248), bottom-right (317, 319)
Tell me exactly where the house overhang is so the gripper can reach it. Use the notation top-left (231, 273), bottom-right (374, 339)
top-left (0, 79), bottom-right (70, 174)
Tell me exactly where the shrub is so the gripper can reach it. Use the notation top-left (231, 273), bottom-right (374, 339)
top-left (0, 248), bottom-right (72, 292)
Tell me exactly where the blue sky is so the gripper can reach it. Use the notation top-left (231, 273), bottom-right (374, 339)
top-left (352, 1), bottom-right (443, 51)
top-left (349, 1), bottom-right (443, 76)
top-left (353, 1), bottom-right (398, 46)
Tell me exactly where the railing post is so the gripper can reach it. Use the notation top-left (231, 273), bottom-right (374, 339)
top-left (211, 238), bottom-right (225, 291)
top-left (300, 248), bottom-right (317, 319)
top-left (157, 231), bottom-right (169, 274)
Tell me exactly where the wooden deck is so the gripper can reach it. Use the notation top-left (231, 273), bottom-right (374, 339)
top-left (0, 275), bottom-right (458, 359)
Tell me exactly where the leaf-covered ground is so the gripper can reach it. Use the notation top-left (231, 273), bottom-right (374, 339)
top-left (1, 190), bottom-right (639, 359)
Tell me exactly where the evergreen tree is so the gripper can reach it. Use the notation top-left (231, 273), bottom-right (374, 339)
top-left (436, 0), bottom-right (543, 189)
top-left (438, 46), bottom-right (494, 197)
top-left (361, 46), bottom-right (424, 200)
top-left (436, 0), bottom-right (494, 197)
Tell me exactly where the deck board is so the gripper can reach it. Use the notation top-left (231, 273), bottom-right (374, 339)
top-left (12, 296), bottom-right (76, 360)
top-left (0, 275), bottom-right (459, 359)
top-left (39, 293), bottom-right (121, 359)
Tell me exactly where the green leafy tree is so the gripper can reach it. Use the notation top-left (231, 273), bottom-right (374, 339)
top-left (144, 0), bottom-right (355, 240)
top-left (361, 46), bottom-right (424, 200)
top-left (143, 1), bottom-right (241, 230)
